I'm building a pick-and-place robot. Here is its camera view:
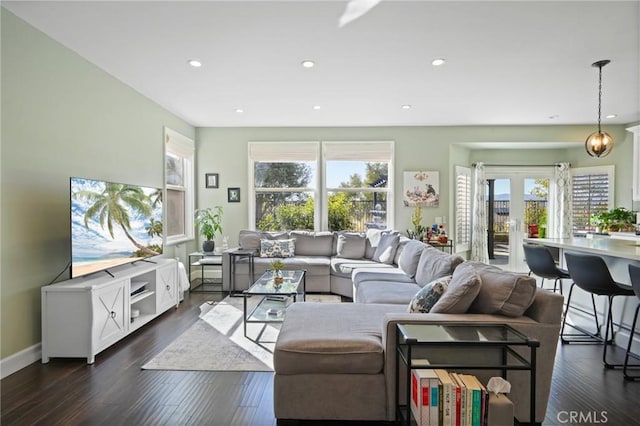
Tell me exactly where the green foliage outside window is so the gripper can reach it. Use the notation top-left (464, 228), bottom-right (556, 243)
top-left (258, 198), bottom-right (314, 231)
top-left (328, 193), bottom-right (354, 231)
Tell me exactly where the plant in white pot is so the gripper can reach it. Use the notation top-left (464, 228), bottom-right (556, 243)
top-left (195, 206), bottom-right (223, 253)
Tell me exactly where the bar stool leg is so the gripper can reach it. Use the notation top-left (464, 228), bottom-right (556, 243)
top-left (561, 283), bottom-right (604, 344)
top-left (623, 303), bottom-right (640, 380)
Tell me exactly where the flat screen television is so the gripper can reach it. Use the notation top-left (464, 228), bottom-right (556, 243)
top-left (70, 177), bottom-right (163, 279)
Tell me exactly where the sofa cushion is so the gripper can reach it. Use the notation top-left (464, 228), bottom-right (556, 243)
top-left (290, 231), bottom-right (334, 256)
top-left (331, 258), bottom-right (393, 279)
top-left (372, 233), bottom-right (400, 264)
top-left (259, 238), bottom-right (295, 258)
top-left (356, 281), bottom-right (422, 304)
top-left (336, 232), bottom-right (366, 259)
top-left (393, 236), bottom-right (413, 265)
top-left (239, 230), bottom-right (263, 251)
top-left (397, 240), bottom-right (427, 279)
top-left (251, 255), bottom-right (330, 275)
top-left (431, 262), bottom-right (481, 314)
top-left (352, 268), bottom-right (415, 288)
top-left (467, 262), bottom-right (537, 317)
top-left (415, 247), bottom-right (465, 286)
top-left (274, 303), bottom-right (406, 375)
top-left (408, 276), bottom-right (452, 313)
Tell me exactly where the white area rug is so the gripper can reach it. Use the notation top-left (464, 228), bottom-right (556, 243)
top-left (142, 294), bottom-right (341, 372)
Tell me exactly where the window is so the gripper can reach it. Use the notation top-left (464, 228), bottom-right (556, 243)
top-left (164, 128), bottom-right (195, 244)
top-left (455, 165), bottom-right (471, 251)
top-left (249, 142), bottom-right (320, 231)
top-left (323, 142), bottom-right (394, 231)
top-left (248, 141), bottom-right (394, 232)
top-left (571, 166), bottom-right (614, 235)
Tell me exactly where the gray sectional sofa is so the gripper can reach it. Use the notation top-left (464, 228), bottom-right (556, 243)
top-left (223, 230), bottom-right (564, 424)
top-left (222, 229), bottom-right (419, 297)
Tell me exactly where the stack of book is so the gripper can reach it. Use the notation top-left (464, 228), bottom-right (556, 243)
top-left (410, 366), bottom-right (494, 426)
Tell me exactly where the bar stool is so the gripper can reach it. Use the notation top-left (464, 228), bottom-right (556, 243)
top-left (561, 252), bottom-right (635, 368)
top-left (523, 244), bottom-right (570, 294)
top-left (623, 264), bottom-right (640, 380)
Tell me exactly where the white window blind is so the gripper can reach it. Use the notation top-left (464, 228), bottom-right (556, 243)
top-left (571, 166), bottom-right (614, 234)
top-left (248, 142), bottom-right (319, 162)
top-left (455, 165), bottom-right (472, 251)
top-left (323, 141), bottom-right (394, 161)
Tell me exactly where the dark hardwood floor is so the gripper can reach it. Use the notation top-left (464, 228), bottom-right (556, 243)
top-left (2, 291), bottom-right (639, 425)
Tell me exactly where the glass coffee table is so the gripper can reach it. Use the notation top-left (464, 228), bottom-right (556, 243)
top-left (242, 269), bottom-right (306, 340)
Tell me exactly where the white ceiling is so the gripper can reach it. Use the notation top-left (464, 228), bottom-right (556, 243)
top-left (4, 0), bottom-right (640, 128)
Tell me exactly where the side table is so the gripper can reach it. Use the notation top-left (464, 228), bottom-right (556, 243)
top-left (188, 252), bottom-right (223, 293)
top-left (395, 323), bottom-right (539, 426)
top-left (229, 249), bottom-right (255, 296)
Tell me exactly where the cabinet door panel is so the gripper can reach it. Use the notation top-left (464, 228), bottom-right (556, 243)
top-left (92, 280), bottom-right (127, 351)
top-left (156, 263), bottom-right (178, 312)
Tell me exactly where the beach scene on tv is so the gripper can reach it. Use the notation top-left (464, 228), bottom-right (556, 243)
top-left (71, 177), bottom-right (163, 278)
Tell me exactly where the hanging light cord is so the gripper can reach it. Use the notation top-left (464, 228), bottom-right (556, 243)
top-left (597, 63), bottom-right (603, 133)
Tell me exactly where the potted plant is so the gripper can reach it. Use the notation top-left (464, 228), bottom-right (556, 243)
top-left (269, 259), bottom-right (285, 285)
top-left (195, 206), bottom-right (223, 252)
top-left (591, 207), bottom-right (637, 233)
top-left (407, 205), bottom-right (427, 240)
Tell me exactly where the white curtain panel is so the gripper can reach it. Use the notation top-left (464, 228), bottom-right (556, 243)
top-left (550, 163), bottom-right (572, 238)
top-left (471, 162), bottom-right (489, 263)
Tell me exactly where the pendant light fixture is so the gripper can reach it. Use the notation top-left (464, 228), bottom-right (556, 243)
top-left (585, 60), bottom-right (614, 158)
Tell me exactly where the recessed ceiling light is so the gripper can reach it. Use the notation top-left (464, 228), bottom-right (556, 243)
top-left (235, 108), bottom-right (244, 113)
top-left (548, 114), bottom-right (559, 119)
top-left (313, 105), bottom-right (321, 110)
top-left (431, 58), bottom-right (446, 66)
top-left (401, 105), bottom-right (412, 110)
top-left (606, 114), bottom-right (617, 119)
top-left (301, 60), bottom-right (315, 68)
top-left (188, 59), bottom-right (202, 68)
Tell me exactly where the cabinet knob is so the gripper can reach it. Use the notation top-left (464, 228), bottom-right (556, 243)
top-left (110, 311), bottom-right (116, 319)
top-left (166, 284), bottom-right (171, 291)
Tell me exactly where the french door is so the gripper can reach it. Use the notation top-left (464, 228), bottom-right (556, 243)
top-left (485, 167), bottom-right (552, 272)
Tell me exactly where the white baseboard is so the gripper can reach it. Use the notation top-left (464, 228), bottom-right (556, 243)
top-left (1, 343), bottom-right (41, 379)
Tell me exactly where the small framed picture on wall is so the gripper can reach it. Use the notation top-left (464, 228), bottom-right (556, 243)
top-left (205, 173), bottom-right (219, 188)
top-left (228, 187), bottom-right (241, 202)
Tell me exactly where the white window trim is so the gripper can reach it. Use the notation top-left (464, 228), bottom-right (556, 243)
top-left (164, 127), bottom-right (195, 245)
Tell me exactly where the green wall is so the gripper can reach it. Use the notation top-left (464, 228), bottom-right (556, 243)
top-left (196, 125), bottom-right (633, 245)
top-left (0, 10), bottom-right (194, 358)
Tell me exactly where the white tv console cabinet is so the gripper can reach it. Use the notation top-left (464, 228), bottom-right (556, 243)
top-left (41, 257), bottom-right (179, 364)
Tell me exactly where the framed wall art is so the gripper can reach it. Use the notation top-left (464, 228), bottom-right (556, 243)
top-left (403, 171), bottom-right (440, 207)
top-left (227, 187), bottom-right (241, 202)
top-left (205, 173), bottom-right (219, 188)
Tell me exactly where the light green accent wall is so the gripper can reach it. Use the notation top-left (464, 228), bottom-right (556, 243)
top-left (196, 125), bottom-right (632, 245)
top-left (0, 9), bottom-right (194, 358)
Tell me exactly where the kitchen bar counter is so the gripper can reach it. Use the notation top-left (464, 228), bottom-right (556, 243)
top-left (523, 237), bottom-right (640, 284)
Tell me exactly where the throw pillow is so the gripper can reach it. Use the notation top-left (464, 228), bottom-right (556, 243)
top-left (430, 262), bottom-right (481, 314)
top-left (372, 232), bottom-right (400, 264)
top-left (336, 233), bottom-right (366, 259)
top-left (397, 240), bottom-right (427, 279)
top-left (260, 238), bottom-right (295, 258)
top-left (407, 276), bottom-right (452, 313)
top-left (415, 247), bottom-right (465, 287)
top-left (467, 262), bottom-right (537, 317)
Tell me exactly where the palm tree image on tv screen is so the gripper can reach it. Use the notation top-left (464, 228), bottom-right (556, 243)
top-left (70, 177), bottom-right (163, 278)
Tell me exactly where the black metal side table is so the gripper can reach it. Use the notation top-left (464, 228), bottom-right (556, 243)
top-left (188, 252), bottom-right (223, 293)
top-left (229, 249), bottom-right (255, 296)
top-left (395, 323), bottom-right (539, 426)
